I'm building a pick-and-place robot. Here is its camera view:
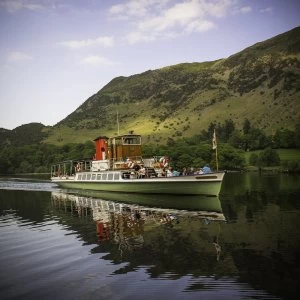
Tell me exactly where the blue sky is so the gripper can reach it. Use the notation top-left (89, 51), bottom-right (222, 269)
top-left (0, 0), bottom-right (299, 130)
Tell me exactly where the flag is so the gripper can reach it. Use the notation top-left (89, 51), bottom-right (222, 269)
top-left (212, 129), bottom-right (217, 150)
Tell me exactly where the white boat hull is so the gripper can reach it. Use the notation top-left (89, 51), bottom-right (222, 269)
top-left (52, 172), bottom-right (225, 196)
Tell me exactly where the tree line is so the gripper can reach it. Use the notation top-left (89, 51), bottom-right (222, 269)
top-left (0, 119), bottom-right (299, 174)
top-left (144, 118), bottom-right (300, 172)
top-left (202, 118), bottom-right (300, 150)
top-left (0, 141), bottom-right (95, 174)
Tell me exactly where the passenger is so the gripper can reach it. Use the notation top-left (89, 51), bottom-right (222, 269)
top-left (134, 163), bottom-right (141, 172)
top-left (202, 164), bottom-right (212, 174)
top-left (172, 170), bottom-right (180, 176)
top-left (126, 158), bottom-right (134, 168)
top-left (167, 167), bottom-right (173, 177)
top-left (75, 163), bottom-right (81, 172)
top-left (197, 168), bottom-right (204, 175)
top-left (189, 167), bottom-right (194, 175)
top-left (138, 165), bottom-right (146, 178)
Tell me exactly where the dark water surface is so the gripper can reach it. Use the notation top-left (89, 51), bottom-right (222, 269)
top-left (0, 173), bottom-right (299, 299)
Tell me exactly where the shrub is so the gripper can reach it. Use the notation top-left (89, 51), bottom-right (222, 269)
top-left (281, 160), bottom-right (300, 173)
top-left (249, 153), bottom-right (259, 166)
top-left (259, 148), bottom-right (280, 167)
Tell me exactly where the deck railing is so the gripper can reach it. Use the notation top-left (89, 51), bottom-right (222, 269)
top-left (51, 155), bottom-right (165, 177)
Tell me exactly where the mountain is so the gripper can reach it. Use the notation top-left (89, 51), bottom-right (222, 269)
top-left (45, 26), bottom-right (300, 144)
top-left (0, 123), bottom-right (48, 146)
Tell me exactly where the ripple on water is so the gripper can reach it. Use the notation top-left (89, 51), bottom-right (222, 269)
top-left (0, 215), bottom-right (102, 299)
top-left (0, 178), bottom-right (58, 192)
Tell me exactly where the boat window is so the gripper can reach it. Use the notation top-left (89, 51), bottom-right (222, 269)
top-left (114, 173), bottom-right (120, 180)
top-left (97, 174), bottom-right (101, 180)
top-left (92, 174), bottom-right (96, 180)
top-left (108, 173), bottom-right (113, 180)
top-left (102, 174), bottom-right (107, 180)
top-left (123, 136), bottom-right (141, 145)
top-left (82, 174), bottom-right (87, 180)
top-left (78, 174), bottom-right (82, 180)
top-left (87, 174), bottom-right (91, 180)
top-left (122, 172), bottom-right (130, 179)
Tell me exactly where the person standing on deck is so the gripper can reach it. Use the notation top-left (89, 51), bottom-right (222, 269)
top-left (202, 164), bottom-right (212, 174)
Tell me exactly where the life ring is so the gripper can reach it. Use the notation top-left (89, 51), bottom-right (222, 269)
top-left (126, 159), bottom-right (134, 168)
top-left (159, 156), bottom-right (169, 168)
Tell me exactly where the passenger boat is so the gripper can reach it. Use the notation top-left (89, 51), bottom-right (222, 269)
top-left (51, 132), bottom-right (225, 196)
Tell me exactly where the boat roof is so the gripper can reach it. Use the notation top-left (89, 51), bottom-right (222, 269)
top-left (112, 133), bottom-right (141, 139)
top-left (93, 136), bottom-right (109, 141)
top-left (94, 133), bottom-right (141, 140)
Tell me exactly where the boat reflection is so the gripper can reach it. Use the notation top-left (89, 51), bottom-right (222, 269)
top-left (51, 192), bottom-right (225, 259)
top-left (57, 188), bottom-right (224, 211)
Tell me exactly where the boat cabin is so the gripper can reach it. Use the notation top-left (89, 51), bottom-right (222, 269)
top-left (92, 131), bottom-right (142, 171)
top-left (110, 133), bottom-right (142, 161)
top-left (51, 131), bottom-right (161, 176)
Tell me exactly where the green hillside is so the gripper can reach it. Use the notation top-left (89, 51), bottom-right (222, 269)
top-left (3, 27), bottom-right (300, 146)
top-left (0, 123), bottom-right (49, 146)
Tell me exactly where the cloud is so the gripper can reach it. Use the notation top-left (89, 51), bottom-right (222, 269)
top-left (60, 36), bottom-right (115, 49)
top-left (0, 0), bottom-right (77, 14)
top-left (80, 55), bottom-right (117, 66)
top-left (110, 0), bottom-right (237, 44)
top-left (7, 51), bottom-right (33, 62)
top-left (185, 20), bottom-right (216, 33)
top-left (109, 0), bottom-right (171, 19)
top-left (239, 6), bottom-right (252, 14)
top-left (260, 7), bottom-right (273, 13)
top-left (0, 0), bottom-right (44, 13)
top-left (126, 31), bottom-right (157, 44)
top-left (137, 1), bottom-right (204, 32)
top-left (232, 5), bottom-right (252, 15)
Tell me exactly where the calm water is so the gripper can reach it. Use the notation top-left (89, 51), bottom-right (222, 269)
top-left (0, 173), bottom-right (299, 300)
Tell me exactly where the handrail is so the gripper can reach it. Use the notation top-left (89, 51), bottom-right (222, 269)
top-left (51, 155), bottom-right (167, 176)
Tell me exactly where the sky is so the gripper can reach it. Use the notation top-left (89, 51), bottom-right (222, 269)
top-left (0, 0), bottom-right (299, 130)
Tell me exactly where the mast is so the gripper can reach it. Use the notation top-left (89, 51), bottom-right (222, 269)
top-left (212, 129), bottom-right (219, 171)
top-left (117, 110), bottom-right (120, 136)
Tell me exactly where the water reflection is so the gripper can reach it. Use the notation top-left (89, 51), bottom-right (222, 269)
top-left (60, 189), bottom-right (224, 211)
top-left (49, 180), bottom-right (300, 299)
top-left (1, 174), bottom-right (300, 299)
top-left (51, 192), bottom-right (226, 263)
top-left (221, 172), bottom-right (300, 197)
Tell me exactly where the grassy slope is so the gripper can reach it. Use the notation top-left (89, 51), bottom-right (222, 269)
top-left (43, 27), bottom-right (300, 145)
top-left (244, 149), bottom-right (300, 165)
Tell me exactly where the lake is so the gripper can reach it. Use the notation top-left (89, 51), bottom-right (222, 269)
top-left (0, 173), bottom-right (299, 299)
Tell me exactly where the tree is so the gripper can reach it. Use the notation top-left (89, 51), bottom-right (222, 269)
top-left (228, 130), bottom-right (244, 149)
top-left (281, 160), bottom-right (300, 173)
top-left (245, 128), bottom-right (270, 150)
top-left (142, 144), bottom-right (156, 156)
top-left (273, 129), bottom-right (295, 148)
top-left (217, 144), bottom-right (245, 170)
top-left (0, 158), bottom-right (10, 174)
top-left (175, 153), bottom-right (194, 170)
top-left (19, 160), bottom-right (33, 173)
top-left (223, 119), bottom-right (235, 141)
top-left (243, 118), bottom-right (251, 135)
top-left (249, 153), bottom-right (259, 166)
top-left (295, 122), bottom-right (300, 148)
top-left (259, 148), bottom-right (280, 167)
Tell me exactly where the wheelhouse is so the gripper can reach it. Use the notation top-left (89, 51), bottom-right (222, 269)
top-left (109, 132), bottom-right (142, 161)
